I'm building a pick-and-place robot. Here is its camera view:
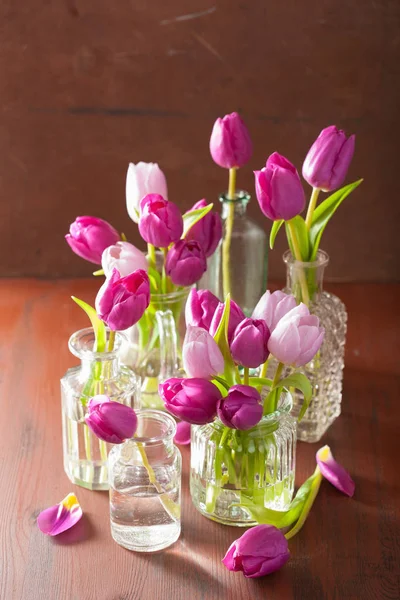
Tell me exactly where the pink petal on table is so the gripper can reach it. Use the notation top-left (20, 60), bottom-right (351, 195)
top-left (174, 421), bottom-right (191, 445)
top-left (37, 493), bottom-right (83, 536)
top-left (316, 445), bottom-right (355, 497)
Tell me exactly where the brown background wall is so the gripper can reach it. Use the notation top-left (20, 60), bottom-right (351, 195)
top-left (0, 0), bottom-right (399, 281)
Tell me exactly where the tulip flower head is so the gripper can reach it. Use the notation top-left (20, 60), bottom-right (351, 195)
top-left (102, 241), bottom-right (148, 278)
top-left (217, 385), bottom-right (263, 430)
top-left (159, 378), bottom-right (221, 424)
top-left (185, 288), bottom-right (220, 331)
top-left (126, 162), bottom-right (168, 223)
top-left (183, 325), bottom-right (224, 379)
top-left (209, 299), bottom-right (245, 344)
top-left (185, 199), bottom-right (223, 257)
top-left (210, 112), bottom-right (252, 169)
top-left (65, 216), bottom-right (120, 264)
top-left (230, 318), bottom-right (270, 368)
top-left (84, 395), bottom-right (138, 443)
top-left (165, 239), bottom-right (207, 286)
top-left (252, 290), bottom-right (297, 332)
top-left (138, 194), bottom-right (183, 248)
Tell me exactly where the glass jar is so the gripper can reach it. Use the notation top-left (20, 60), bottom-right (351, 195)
top-left (282, 250), bottom-right (347, 443)
top-left (190, 391), bottom-right (296, 526)
top-left (61, 328), bottom-right (138, 491)
top-left (108, 410), bottom-right (181, 552)
top-left (199, 190), bottom-right (268, 315)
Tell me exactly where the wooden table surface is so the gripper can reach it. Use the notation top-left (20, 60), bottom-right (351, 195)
top-left (0, 279), bottom-right (399, 600)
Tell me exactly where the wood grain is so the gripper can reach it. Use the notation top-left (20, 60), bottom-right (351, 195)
top-left (0, 279), bottom-right (399, 599)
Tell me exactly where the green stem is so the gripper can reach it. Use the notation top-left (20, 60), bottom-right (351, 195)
top-left (161, 247), bottom-right (169, 295)
top-left (305, 187), bottom-right (321, 230)
top-left (243, 367), bottom-right (249, 386)
top-left (286, 219), bottom-right (310, 305)
top-left (260, 355), bottom-right (270, 379)
top-left (222, 167), bottom-right (237, 298)
top-left (84, 424), bottom-right (92, 461)
top-left (272, 362), bottom-right (284, 389)
top-left (147, 243), bottom-right (156, 269)
top-left (285, 468), bottom-right (322, 540)
top-left (107, 330), bottom-right (116, 352)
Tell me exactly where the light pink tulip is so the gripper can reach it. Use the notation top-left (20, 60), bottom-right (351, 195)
top-left (102, 241), bottom-right (148, 278)
top-left (126, 162), bottom-right (168, 223)
top-left (252, 290), bottom-right (297, 331)
top-left (183, 325), bottom-right (224, 379)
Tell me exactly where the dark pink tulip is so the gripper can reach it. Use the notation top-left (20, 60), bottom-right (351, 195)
top-left (210, 112), bottom-right (252, 169)
top-left (302, 125), bottom-right (355, 191)
top-left (316, 445), bottom-right (355, 497)
top-left (174, 421), bottom-right (191, 446)
top-left (95, 267), bottom-right (150, 331)
top-left (217, 385), bottom-right (263, 430)
top-left (209, 300), bottom-right (245, 343)
top-left (230, 318), bottom-right (270, 368)
top-left (185, 288), bottom-right (220, 331)
top-left (254, 152), bottom-right (305, 221)
top-left (159, 378), bottom-right (221, 425)
top-left (37, 493), bottom-right (83, 536)
top-left (165, 240), bottom-right (207, 286)
top-left (222, 524), bottom-right (290, 578)
top-left (65, 216), bottom-right (120, 264)
top-left (138, 194), bottom-right (183, 248)
top-left (185, 199), bottom-right (223, 257)
top-left (84, 395), bottom-right (137, 443)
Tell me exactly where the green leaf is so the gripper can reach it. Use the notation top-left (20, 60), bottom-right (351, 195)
top-left (212, 295), bottom-right (236, 386)
top-left (285, 216), bottom-right (310, 261)
top-left (248, 377), bottom-right (273, 388)
top-left (269, 220), bottom-right (284, 249)
top-left (309, 179), bottom-right (363, 260)
top-left (279, 373), bottom-right (312, 422)
top-left (71, 296), bottom-right (106, 352)
top-left (182, 204), bottom-right (214, 238)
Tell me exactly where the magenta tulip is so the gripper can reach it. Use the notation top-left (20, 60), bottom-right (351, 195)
top-left (185, 199), bottom-right (223, 257)
top-left (102, 241), bottom-right (148, 277)
top-left (302, 126), bottom-right (355, 191)
top-left (126, 162), bottom-right (168, 223)
top-left (159, 378), bottom-right (221, 424)
top-left (217, 385), bottom-right (263, 430)
top-left (316, 445), bottom-right (355, 497)
top-left (84, 395), bottom-right (137, 443)
top-left (252, 290), bottom-right (297, 331)
top-left (268, 304), bottom-right (324, 366)
top-left (37, 493), bottom-right (83, 536)
top-left (254, 152), bottom-right (305, 221)
top-left (65, 216), bottom-right (120, 264)
top-left (174, 421), bottom-right (191, 446)
top-left (222, 524), bottom-right (290, 578)
top-left (138, 194), bottom-right (183, 247)
top-left (95, 268), bottom-right (150, 331)
top-left (209, 300), bottom-right (245, 343)
top-left (185, 288), bottom-right (220, 331)
top-left (165, 239), bottom-right (207, 286)
top-left (230, 318), bottom-right (270, 368)
top-left (183, 325), bottom-right (224, 379)
top-left (210, 112), bottom-right (252, 169)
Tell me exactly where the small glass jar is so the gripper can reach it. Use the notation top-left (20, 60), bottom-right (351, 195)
top-left (61, 328), bottom-right (138, 491)
top-left (108, 410), bottom-right (181, 552)
top-left (190, 391), bottom-right (296, 526)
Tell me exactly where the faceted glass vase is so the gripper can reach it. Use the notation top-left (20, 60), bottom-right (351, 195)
top-left (282, 250), bottom-right (347, 443)
top-left (190, 392), bottom-right (296, 526)
top-left (108, 410), bottom-right (181, 552)
top-left (199, 190), bottom-right (268, 315)
top-left (61, 328), bottom-right (138, 491)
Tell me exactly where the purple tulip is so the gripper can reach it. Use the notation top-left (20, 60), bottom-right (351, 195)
top-left (159, 378), bottom-right (221, 424)
top-left (230, 318), bottom-right (270, 368)
top-left (65, 216), bottom-right (120, 264)
top-left (126, 162), bottom-right (168, 223)
top-left (95, 267), bottom-right (150, 331)
top-left (37, 493), bottom-right (83, 536)
top-left (302, 125), bottom-right (355, 192)
top-left (210, 112), bottom-right (252, 169)
top-left (209, 300), bottom-right (245, 343)
top-left (185, 288), bottom-right (220, 331)
top-left (254, 152), bottom-right (306, 221)
top-left (268, 304), bottom-right (325, 366)
top-left (165, 239), bottom-right (207, 286)
top-left (185, 199), bottom-right (223, 257)
top-left (183, 325), bottom-right (224, 379)
top-left (252, 290), bottom-right (297, 332)
top-left (316, 445), bottom-right (355, 497)
top-left (84, 395), bottom-right (138, 443)
top-left (174, 421), bottom-right (191, 446)
top-left (222, 524), bottom-right (290, 578)
top-left (101, 241), bottom-right (148, 278)
top-left (138, 194), bottom-right (183, 248)
top-left (217, 385), bottom-right (263, 430)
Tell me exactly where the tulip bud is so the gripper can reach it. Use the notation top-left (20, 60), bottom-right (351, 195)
top-left (268, 304), bottom-right (325, 366)
top-left (210, 112), bottom-right (252, 169)
top-left (185, 199), bottom-right (223, 257)
top-left (85, 395), bottom-right (138, 443)
top-left (185, 288), bottom-right (220, 331)
top-left (254, 152), bottom-right (305, 221)
top-left (126, 162), bottom-right (168, 223)
top-left (65, 216), bottom-right (120, 264)
top-left (138, 194), bottom-right (183, 248)
top-left (230, 318), bottom-right (270, 368)
top-left (302, 126), bottom-right (355, 192)
top-left (217, 385), bottom-right (263, 430)
top-left (165, 240), bottom-right (207, 286)
top-left (222, 524), bottom-right (290, 578)
top-left (95, 268), bottom-right (150, 331)
top-left (209, 300), bottom-right (245, 343)
top-left (183, 325), bottom-right (224, 379)
top-left (252, 290), bottom-right (297, 331)
top-left (159, 378), bottom-right (221, 424)
top-left (102, 241), bottom-right (148, 278)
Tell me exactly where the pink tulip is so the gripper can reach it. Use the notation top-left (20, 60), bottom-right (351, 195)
top-left (165, 239), bottom-right (207, 286)
top-left (159, 378), bottom-right (221, 425)
top-left (217, 385), bottom-right (263, 430)
top-left (84, 395), bottom-right (137, 443)
top-left (302, 126), bottom-right (355, 192)
top-left (174, 421), bottom-right (191, 446)
top-left (95, 268), bottom-right (150, 331)
top-left (210, 112), bottom-right (252, 169)
top-left (317, 445), bottom-right (355, 497)
top-left (183, 325), bottom-right (224, 379)
top-left (209, 300), bottom-right (245, 343)
top-left (230, 318), bottom-right (270, 368)
top-left (185, 199), bottom-right (223, 257)
top-left (102, 241), bottom-right (148, 278)
top-left (252, 290), bottom-right (297, 331)
top-left (37, 493), bottom-right (83, 536)
top-left (138, 194), bottom-right (183, 248)
top-left (126, 162), bottom-right (168, 223)
top-left (65, 216), bottom-right (120, 264)
top-left (185, 288), bottom-right (220, 331)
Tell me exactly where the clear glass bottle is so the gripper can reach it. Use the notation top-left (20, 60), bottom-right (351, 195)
top-left (199, 190), bottom-right (268, 315)
top-left (190, 391), bottom-right (296, 526)
top-left (282, 250), bottom-right (347, 443)
top-left (61, 328), bottom-right (138, 491)
top-left (108, 410), bottom-right (181, 552)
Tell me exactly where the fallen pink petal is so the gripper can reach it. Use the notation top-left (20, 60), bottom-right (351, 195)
top-left (37, 493), bottom-right (83, 536)
top-left (316, 445), bottom-right (355, 497)
top-left (174, 421), bottom-right (191, 445)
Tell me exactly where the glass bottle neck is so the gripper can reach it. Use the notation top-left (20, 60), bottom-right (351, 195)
top-left (283, 250), bottom-right (329, 304)
top-left (220, 190), bottom-right (250, 219)
top-left (128, 410), bottom-right (176, 459)
top-left (80, 356), bottom-right (120, 380)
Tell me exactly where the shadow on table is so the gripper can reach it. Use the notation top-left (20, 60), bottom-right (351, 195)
top-left (52, 513), bottom-right (95, 545)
